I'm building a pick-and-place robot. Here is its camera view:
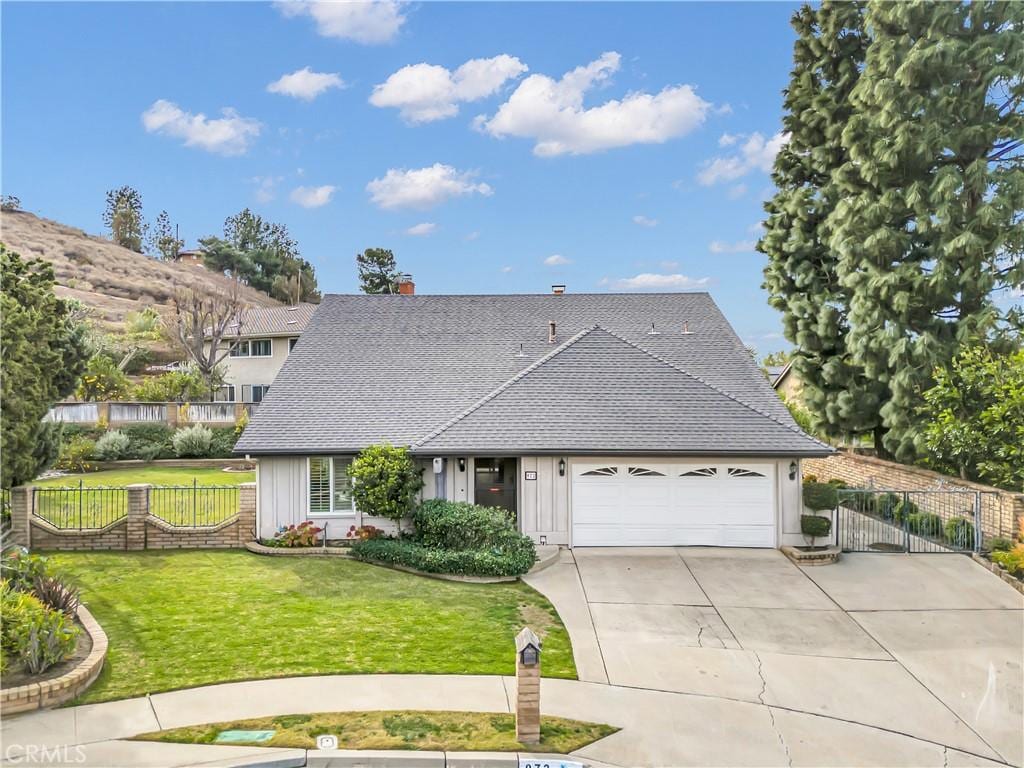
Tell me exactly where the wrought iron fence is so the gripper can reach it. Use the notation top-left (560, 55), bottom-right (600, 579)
top-left (836, 488), bottom-right (987, 554)
top-left (33, 482), bottom-right (128, 530)
top-left (149, 481), bottom-right (239, 527)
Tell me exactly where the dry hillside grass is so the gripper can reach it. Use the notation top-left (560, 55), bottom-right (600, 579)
top-left (0, 211), bottom-right (278, 339)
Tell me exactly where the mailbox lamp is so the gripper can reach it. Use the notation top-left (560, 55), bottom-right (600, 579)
top-left (789, 461), bottom-right (798, 481)
top-left (558, 458), bottom-right (566, 477)
top-left (458, 457), bottom-right (466, 472)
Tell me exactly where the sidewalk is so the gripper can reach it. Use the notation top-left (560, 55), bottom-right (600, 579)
top-left (2, 674), bottom-right (1005, 767)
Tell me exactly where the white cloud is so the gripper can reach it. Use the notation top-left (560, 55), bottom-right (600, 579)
top-left (501, 265), bottom-right (513, 273)
top-left (251, 175), bottom-right (282, 203)
top-left (727, 184), bottom-right (748, 200)
top-left (276, 0), bottom-right (406, 44)
top-left (718, 132), bottom-right (738, 147)
top-left (478, 51), bottom-right (711, 157)
top-left (464, 231), bottom-right (480, 242)
top-left (267, 67), bottom-right (345, 101)
top-left (366, 163), bottom-right (493, 210)
top-left (289, 184), bottom-right (336, 208)
top-left (697, 131), bottom-right (788, 186)
top-left (708, 239), bottom-right (756, 254)
top-left (405, 222), bottom-right (436, 236)
top-left (371, 55), bottom-right (527, 123)
top-left (632, 214), bottom-right (658, 228)
top-left (544, 254), bottom-right (571, 266)
top-left (601, 272), bottom-right (709, 291)
top-left (141, 99), bottom-right (261, 156)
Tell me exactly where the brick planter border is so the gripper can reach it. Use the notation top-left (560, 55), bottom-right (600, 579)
top-left (245, 540), bottom-right (353, 557)
top-left (971, 553), bottom-right (1024, 595)
top-left (781, 545), bottom-right (841, 566)
top-left (0, 605), bottom-right (107, 715)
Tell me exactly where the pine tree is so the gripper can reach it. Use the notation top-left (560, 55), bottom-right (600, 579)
top-left (356, 248), bottom-right (401, 294)
top-left (148, 210), bottom-right (184, 260)
top-left (760, 2), bottom-right (886, 446)
top-left (830, 1), bottom-right (1024, 460)
top-left (103, 186), bottom-right (147, 252)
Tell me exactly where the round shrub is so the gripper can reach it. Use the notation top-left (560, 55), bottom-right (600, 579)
top-left (93, 430), bottom-right (131, 461)
top-left (121, 423), bottom-right (174, 461)
top-left (55, 435), bottom-right (95, 472)
top-left (802, 482), bottom-right (838, 512)
top-left (876, 493), bottom-right (902, 520)
top-left (349, 444), bottom-right (423, 521)
top-left (172, 424), bottom-right (213, 458)
top-left (892, 498), bottom-right (919, 524)
top-left (907, 512), bottom-right (943, 538)
top-left (944, 517), bottom-right (975, 548)
top-left (412, 500), bottom-right (516, 551)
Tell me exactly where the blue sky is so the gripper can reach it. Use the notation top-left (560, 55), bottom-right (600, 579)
top-left (2, 1), bottom-right (800, 351)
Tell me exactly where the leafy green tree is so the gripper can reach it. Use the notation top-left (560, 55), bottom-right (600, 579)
top-left (224, 208), bottom-right (298, 260)
top-left (76, 355), bottom-right (131, 401)
top-left (132, 368), bottom-right (208, 402)
top-left (0, 246), bottom-right (90, 487)
top-left (830, 1), bottom-right (1024, 460)
top-left (761, 350), bottom-right (793, 369)
top-left (199, 237), bottom-right (253, 280)
top-left (919, 347), bottom-right (1024, 491)
top-left (357, 248), bottom-right (400, 294)
top-left (349, 444), bottom-right (423, 520)
top-left (760, 1), bottom-right (888, 449)
top-left (147, 210), bottom-right (183, 261)
top-left (103, 186), bottom-right (147, 252)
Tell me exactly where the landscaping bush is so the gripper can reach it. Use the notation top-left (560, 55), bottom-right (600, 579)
top-left (121, 423), bottom-right (174, 461)
top-left (892, 498), bottom-right (919, 524)
top-left (54, 435), bottom-right (95, 472)
top-left (802, 482), bottom-right (838, 512)
top-left (209, 427), bottom-right (239, 458)
top-left (172, 424), bottom-right (213, 458)
top-left (76, 355), bottom-right (131, 402)
top-left (800, 513), bottom-right (832, 548)
top-left (349, 444), bottom-right (423, 521)
top-left (32, 574), bottom-right (81, 617)
top-left (907, 512), bottom-right (943, 538)
top-left (0, 580), bottom-right (79, 675)
top-left (350, 538), bottom-right (537, 578)
top-left (133, 369), bottom-right (207, 402)
top-left (991, 545), bottom-right (1024, 578)
top-left (876, 493), bottom-right (902, 520)
top-left (93, 430), bottom-right (131, 461)
top-left (266, 521), bottom-right (323, 547)
top-left (1, 551), bottom-right (51, 593)
top-left (987, 537), bottom-right (1014, 553)
top-left (412, 499), bottom-right (517, 551)
top-left (944, 517), bottom-right (975, 548)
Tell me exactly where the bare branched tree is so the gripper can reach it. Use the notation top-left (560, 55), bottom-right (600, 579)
top-left (173, 281), bottom-right (247, 398)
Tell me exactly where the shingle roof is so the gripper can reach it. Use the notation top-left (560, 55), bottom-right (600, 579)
top-left (218, 303), bottom-right (317, 339)
top-left (234, 293), bottom-right (831, 456)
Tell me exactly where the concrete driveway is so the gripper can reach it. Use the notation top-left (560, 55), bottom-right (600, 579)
top-left (525, 547), bottom-right (1023, 767)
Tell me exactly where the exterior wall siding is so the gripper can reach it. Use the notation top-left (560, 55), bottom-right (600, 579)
top-left (519, 456), bottom-right (570, 546)
top-left (206, 336), bottom-right (297, 397)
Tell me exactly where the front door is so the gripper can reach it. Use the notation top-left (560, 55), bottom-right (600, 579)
top-left (474, 457), bottom-right (517, 514)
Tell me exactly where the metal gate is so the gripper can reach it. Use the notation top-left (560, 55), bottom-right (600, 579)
top-left (835, 489), bottom-right (988, 554)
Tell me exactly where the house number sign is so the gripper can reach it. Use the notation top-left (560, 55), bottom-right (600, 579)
top-left (524, 471), bottom-right (538, 481)
top-left (519, 761), bottom-right (583, 768)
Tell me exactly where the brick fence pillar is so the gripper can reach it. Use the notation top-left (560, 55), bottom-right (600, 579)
top-left (515, 627), bottom-right (542, 744)
top-left (9, 486), bottom-right (33, 549)
top-left (125, 484), bottom-right (150, 551)
top-left (238, 482), bottom-right (256, 545)
top-left (166, 403), bottom-right (179, 429)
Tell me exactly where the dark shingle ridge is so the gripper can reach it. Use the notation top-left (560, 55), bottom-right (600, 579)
top-left (415, 324), bottom-right (829, 453)
top-left (412, 325), bottom-right (600, 448)
top-left (596, 326), bottom-right (833, 451)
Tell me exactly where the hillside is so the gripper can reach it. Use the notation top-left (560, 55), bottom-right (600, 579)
top-left (0, 210), bottom-right (279, 355)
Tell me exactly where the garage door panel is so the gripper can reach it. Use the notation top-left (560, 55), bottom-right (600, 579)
top-left (571, 459), bottom-right (776, 547)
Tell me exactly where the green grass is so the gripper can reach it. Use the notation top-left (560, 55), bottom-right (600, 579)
top-left (32, 468), bottom-right (255, 528)
top-left (50, 551), bottom-right (576, 703)
top-left (34, 467), bottom-right (255, 488)
top-left (138, 710), bottom-right (615, 753)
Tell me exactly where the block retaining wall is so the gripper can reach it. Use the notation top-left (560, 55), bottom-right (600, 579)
top-left (804, 451), bottom-right (1023, 540)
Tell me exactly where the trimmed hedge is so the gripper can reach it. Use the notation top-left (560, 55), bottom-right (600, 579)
top-left (349, 538), bottom-right (536, 577)
top-left (412, 499), bottom-right (518, 550)
top-left (802, 482), bottom-right (838, 512)
top-left (800, 514), bottom-right (832, 538)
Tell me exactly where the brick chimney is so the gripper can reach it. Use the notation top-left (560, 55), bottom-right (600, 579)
top-left (397, 274), bottom-right (415, 295)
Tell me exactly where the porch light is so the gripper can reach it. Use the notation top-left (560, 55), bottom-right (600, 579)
top-left (789, 461), bottom-right (798, 481)
top-left (458, 457), bottom-right (466, 472)
top-left (558, 458), bottom-right (566, 476)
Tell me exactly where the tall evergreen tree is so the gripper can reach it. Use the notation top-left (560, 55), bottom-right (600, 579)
top-left (760, 2), bottom-right (886, 447)
top-left (356, 248), bottom-right (401, 294)
top-left (147, 210), bottom-right (184, 260)
top-left (831, 1), bottom-right (1024, 460)
top-left (103, 186), bottom-right (147, 252)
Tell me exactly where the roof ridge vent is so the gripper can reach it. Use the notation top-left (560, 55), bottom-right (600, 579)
top-left (647, 323), bottom-right (660, 336)
top-left (515, 343), bottom-right (526, 358)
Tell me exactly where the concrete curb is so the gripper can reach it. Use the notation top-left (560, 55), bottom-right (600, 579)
top-left (971, 552), bottom-right (1024, 595)
top-left (245, 541), bottom-right (353, 557)
top-left (0, 604), bottom-right (107, 714)
top-left (217, 748), bottom-right (590, 768)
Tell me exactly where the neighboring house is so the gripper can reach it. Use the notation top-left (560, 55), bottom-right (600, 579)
top-left (206, 304), bottom-right (318, 403)
top-left (771, 360), bottom-right (804, 403)
top-left (235, 292), bottom-right (832, 548)
top-left (173, 249), bottom-right (206, 268)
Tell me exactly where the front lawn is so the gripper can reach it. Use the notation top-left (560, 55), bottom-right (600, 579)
top-left (34, 467), bottom-right (255, 487)
top-left (50, 551), bottom-right (576, 703)
top-left (138, 710), bottom-right (616, 752)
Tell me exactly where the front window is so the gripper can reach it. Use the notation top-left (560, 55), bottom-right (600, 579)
top-left (229, 340), bottom-right (250, 357)
top-left (228, 338), bottom-right (273, 357)
top-left (309, 457), bottom-right (356, 516)
top-left (250, 385), bottom-right (270, 403)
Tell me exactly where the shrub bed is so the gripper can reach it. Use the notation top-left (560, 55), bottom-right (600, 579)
top-left (351, 499), bottom-right (537, 577)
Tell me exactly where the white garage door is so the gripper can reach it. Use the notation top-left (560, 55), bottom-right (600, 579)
top-left (572, 460), bottom-right (776, 547)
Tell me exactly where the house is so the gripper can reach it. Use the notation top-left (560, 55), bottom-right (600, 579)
top-left (173, 249), bottom-right (206, 268)
top-left (206, 303), bottom-right (318, 402)
top-left (234, 291), bottom-right (832, 548)
top-left (771, 360), bottom-right (804, 403)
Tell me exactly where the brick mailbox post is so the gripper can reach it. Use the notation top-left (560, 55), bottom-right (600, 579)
top-left (515, 626), bottom-right (542, 744)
